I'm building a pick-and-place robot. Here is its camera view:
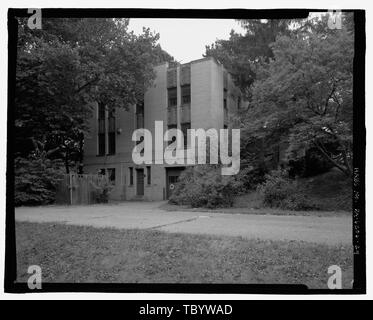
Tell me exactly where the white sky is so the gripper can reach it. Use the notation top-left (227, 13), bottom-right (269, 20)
top-left (128, 19), bottom-right (245, 63)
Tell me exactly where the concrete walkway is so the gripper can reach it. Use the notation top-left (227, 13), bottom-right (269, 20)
top-left (15, 201), bottom-right (352, 245)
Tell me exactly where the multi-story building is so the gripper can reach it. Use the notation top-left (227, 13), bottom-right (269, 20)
top-left (83, 57), bottom-right (247, 201)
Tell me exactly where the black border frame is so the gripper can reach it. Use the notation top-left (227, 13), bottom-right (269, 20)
top-left (5, 8), bottom-right (366, 294)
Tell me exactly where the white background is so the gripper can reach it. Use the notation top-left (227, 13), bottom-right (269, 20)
top-left (0, 0), bottom-right (370, 300)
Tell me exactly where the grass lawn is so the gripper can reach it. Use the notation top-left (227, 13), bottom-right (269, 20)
top-left (16, 222), bottom-right (353, 289)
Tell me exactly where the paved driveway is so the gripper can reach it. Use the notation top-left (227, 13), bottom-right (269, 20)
top-left (15, 202), bottom-right (352, 245)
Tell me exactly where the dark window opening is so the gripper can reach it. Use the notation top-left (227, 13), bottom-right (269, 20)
top-left (98, 103), bottom-right (106, 119)
top-left (181, 123), bottom-right (191, 148)
top-left (181, 85), bottom-right (191, 105)
top-left (99, 168), bottom-right (106, 175)
top-left (167, 125), bottom-right (177, 146)
top-left (169, 98), bottom-right (177, 106)
top-left (129, 167), bottom-right (133, 185)
top-left (108, 132), bottom-right (115, 155)
top-left (107, 168), bottom-right (115, 185)
top-left (98, 103), bottom-right (106, 155)
top-left (146, 166), bottom-right (151, 185)
top-left (136, 136), bottom-right (145, 156)
top-left (108, 108), bottom-right (116, 155)
top-left (168, 88), bottom-right (177, 107)
top-left (98, 134), bottom-right (105, 156)
top-left (182, 96), bottom-right (190, 104)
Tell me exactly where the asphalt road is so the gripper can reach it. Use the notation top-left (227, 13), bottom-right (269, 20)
top-left (15, 201), bottom-right (352, 245)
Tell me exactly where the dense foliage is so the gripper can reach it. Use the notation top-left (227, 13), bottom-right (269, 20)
top-left (16, 18), bottom-right (173, 168)
top-left (15, 18), bottom-right (173, 205)
top-left (207, 14), bottom-right (353, 180)
top-left (257, 169), bottom-right (320, 211)
top-left (169, 165), bottom-right (244, 208)
top-left (198, 14), bottom-right (354, 210)
top-left (15, 155), bottom-right (64, 206)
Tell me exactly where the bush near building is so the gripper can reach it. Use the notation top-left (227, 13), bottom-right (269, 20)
top-left (169, 165), bottom-right (244, 208)
top-left (15, 156), bottom-right (64, 206)
top-left (256, 168), bottom-right (351, 212)
top-left (257, 169), bottom-right (320, 211)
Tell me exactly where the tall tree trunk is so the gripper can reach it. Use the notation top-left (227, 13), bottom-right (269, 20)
top-left (313, 141), bottom-right (351, 177)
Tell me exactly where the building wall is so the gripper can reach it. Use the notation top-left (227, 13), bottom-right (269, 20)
top-left (190, 59), bottom-right (213, 130)
top-left (83, 58), bottom-right (245, 201)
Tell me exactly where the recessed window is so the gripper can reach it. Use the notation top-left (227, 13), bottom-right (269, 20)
top-left (108, 108), bottom-right (116, 155)
top-left (168, 88), bottom-right (177, 107)
top-left (181, 85), bottom-right (191, 105)
top-left (129, 167), bottom-right (133, 185)
top-left (167, 125), bottom-right (177, 146)
top-left (181, 123), bottom-right (191, 148)
top-left (137, 136), bottom-right (145, 156)
top-left (98, 103), bottom-right (106, 156)
top-left (146, 166), bottom-right (151, 185)
top-left (107, 168), bottom-right (116, 185)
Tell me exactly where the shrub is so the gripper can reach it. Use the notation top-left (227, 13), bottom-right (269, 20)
top-left (169, 165), bottom-right (244, 208)
top-left (236, 166), bottom-right (267, 190)
top-left (91, 177), bottom-right (114, 203)
top-left (15, 156), bottom-right (64, 206)
top-left (258, 169), bottom-right (320, 211)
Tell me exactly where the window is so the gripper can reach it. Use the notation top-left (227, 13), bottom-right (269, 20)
top-left (182, 95), bottom-right (190, 104)
top-left (129, 167), bottom-right (133, 185)
top-left (98, 134), bottom-right (105, 156)
top-left (181, 123), bottom-right (191, 148)
top-left (146, 166), bottom-right (151, 185)
top-left (108, 108), bottom-right (116, 155)
top-left (98, 103), bottom-right (106, 155)
top-left (108, 132), bottom-right (115, 155)
top-left (107, 168), bottom-right (115, 185)
top-left (167, 124), bottom-right (177, 146)
top-left (168, 88), bottom-right (177, 107)
top-left (181, 85), bottom-right (190, 105)
top-left (99, 168), bottom-right (106, 175)
top-left (138, 136), bottom-right (144, 156)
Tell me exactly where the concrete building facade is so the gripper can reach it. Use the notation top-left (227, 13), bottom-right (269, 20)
top-left (83, 57), bottom-right (247, 201)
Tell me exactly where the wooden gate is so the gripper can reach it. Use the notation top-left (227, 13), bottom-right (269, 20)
top-left (55, 173), bottom-right (110, 205)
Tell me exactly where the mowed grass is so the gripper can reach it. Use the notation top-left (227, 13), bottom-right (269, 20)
top-left (16, 222), bottom-right (353, 289)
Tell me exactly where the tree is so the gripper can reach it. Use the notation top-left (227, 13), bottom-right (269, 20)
top-left (243, 16), bottom-right (354, 177)
top-left (15, 18), bottom-right (174, 172)
top-left (205, 19), bottom-right (291, 99)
